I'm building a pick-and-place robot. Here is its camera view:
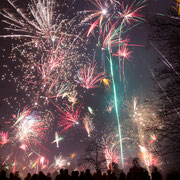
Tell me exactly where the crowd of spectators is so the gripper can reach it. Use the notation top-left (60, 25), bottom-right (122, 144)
top-left (0, 164), bottom-right (179, 180)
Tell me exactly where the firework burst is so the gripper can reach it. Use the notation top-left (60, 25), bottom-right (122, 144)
top-left (103, 135), bottom-right (120, 168)
top-left (12, 106), bottom-right (48, 150)
top-left (58, 102), bottom-right (82, 133)
top-left (83, 114), bottom-right (94, 137)
top-left (75, 63), bottom-right (107, 89)
top-left (0, 131), bottom-right (9, 145)
top-left (54, 154), bottom-right (68, 169)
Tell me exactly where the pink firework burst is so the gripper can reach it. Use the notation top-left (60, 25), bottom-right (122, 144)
top-left (120, 0), bottom-right (146, 25)
top-left (76, 63), bottom-right (107, 89)
top-left (103, 136), bottom-right (120, 168)
top-left (113, 43), bottom-right (133, 82)
top-left (58, 102), bottom-right (82, 133)
top-left (0, 131), bottom-right (9, 145)
top-left (104, 145), bottom-right (119, 167)
top-left (12, 106), bottom-right (48, 150)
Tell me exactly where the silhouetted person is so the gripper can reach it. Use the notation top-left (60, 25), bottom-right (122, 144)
top-left (71, 171), bottom-right (79, 180)
top-left (102, 173), bottom-right (106, 180)
top-left (139, 167), bottom-right (146, 180)
top-left (93, 170), bottom-right (102, 180)
top-left (84, 169), bottom-right (93, 180)
top-left (111, 172), bottom-right (117, 180)
top-left (79, 171), bottom-right (85, 180)
top-left (119, 170), bottom-right (126, 180)
top-left (144, 170), bottom-right (150, 180)
top-left (106, 170), bottom-right (112, 180)
top-left (9, 173), bottom-right (14, 180)
top-left (151, 167), bottom-right (162, 180)
top-left (165, 170), bottom-right (180, 180)
top-left (14, 171), bottom-right (21, 180)
top-left (24, 173), bottom-right (31, 180)
top-left (56, 169), bottom-right (64, 180)
top-left (39, 171), bottom-right (47, 180)
top-left (0, 170), bottom-right (9, 180)
top-left (47, 172), bottom-right (52, 180)
top-left (30, 174), bottom-right (38, 180)
top-left (64, 169), bottom-right (71, 180)
top-left (127, 158), bottom-right (141, 180)
top-left (52, 171), bottom-right (59, 180)
top-left (112, 162), bottom-right (120, 178)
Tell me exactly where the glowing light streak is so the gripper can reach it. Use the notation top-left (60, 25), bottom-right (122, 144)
top-left (108, 47), bottom-right (124, 168)
top-left (88, 106), bottom-right (95, 115)
top-left (1, 153), bottom-right (13, 166)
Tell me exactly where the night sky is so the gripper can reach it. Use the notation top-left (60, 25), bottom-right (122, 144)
top-left (0, 0), bottom-right (173, 174)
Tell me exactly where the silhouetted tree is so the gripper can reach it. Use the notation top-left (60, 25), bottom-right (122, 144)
top-left (78, 140), bottom-right (106, 171)
top-left (147, 1), bottom-right (180, 167)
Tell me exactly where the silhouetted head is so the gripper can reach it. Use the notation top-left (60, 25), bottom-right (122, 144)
top-left (97, 170), bottom-right (101, 175)
top-left (71, 171), bottom-right (75, 176)
top-left (15, 171), bottom-right (20, 177)
top-left (75, 171), bottom-right (79, 177)
top-left (107, 170), bottom-right (111, 175)
top-left (80, 171), bottom-right (84, 176)
top-left (47, 172), bottom-right (51, 177)
top-left (86, 169), bottom-right (90, 174)
top-left (31, 174), bottom-right (38, 180)
top-left (64, 169), bottom-right (68, 175)
top-left (60, 169), bottom-right (64, 174)
top-left (133, 158), bottom-right (140, 167)
top-left (10, 172), bottom-right (14, 179)
top-left (153, 167), bottom-right (158, 172)
top-left (0, 170), bottom-right (6, 177)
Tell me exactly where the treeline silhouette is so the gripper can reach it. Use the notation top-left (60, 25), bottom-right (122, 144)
top-left (0, 165), bottom-right (180, 180)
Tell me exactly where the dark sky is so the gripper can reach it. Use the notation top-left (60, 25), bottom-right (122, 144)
top-left (0, 0), bottom-right (173, 174)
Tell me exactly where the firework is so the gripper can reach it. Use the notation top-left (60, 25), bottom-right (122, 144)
top-left (100, 78), bottom-right (111, 89)
top-left (0, 0), bottom-right (76, 45)
top-left (12, 106), bottom-right (32, 127)
top-left (12, 107), bottom-right (48, 150)
top-left (139, 145), bottom-right (158, 167)
top-left (71, 153), bottom-right (77, 159)
top-left (40, 156), bottom-right (49, 169)
top-left (12, 158), bottom-right (16, 173)
top-left (66, 90), bottom-right (78, 109)
top-left (149, 134), bottom-right (157, 144)
top-left (88, 106), bottom-right (95, 115)
top-left (54, 154), bottom-right (68, 169)
top-left (0, 131), bottom-right (9, 145)
top-left (103, 135), bottom-right (120, 169)
top-left (119, 0), bottom-right (146, 26)
top-left (127, 97), bottom-right (160, 171)
top-left (83, 114), bottom-right (94, 137)
top-left (19, 144), bottom-right (28, 151)
top-left (1, 0), bottom-right (87, 109)
top-left (75, 63), bottom-right (107, 89)
top-left (105, 100), bottom-right (114, 113)
top-left (113, 43), bottom-right (132, 82)
top-left (81, 0), bottom-right (109, 37)
top-left (58, 102), bottom-right (82, 133)
top-left (1, 153), bottom-right (13, 166)
top-left (51, 132), bottom-right (63, 147)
